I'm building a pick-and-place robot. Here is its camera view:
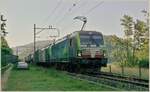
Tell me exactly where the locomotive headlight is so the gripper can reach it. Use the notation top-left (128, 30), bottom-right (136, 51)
top-left (103, 53), bottom-right (106, 57)
top-left (78, 53), bottom-right (81, 56)
top-left (103, 50), bottom-right (106, 57)
top-left (77, 51), bottom-right (82, 57)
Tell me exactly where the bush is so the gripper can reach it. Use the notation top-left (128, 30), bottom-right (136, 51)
top-left (139, 58), bottom-right (149, 68)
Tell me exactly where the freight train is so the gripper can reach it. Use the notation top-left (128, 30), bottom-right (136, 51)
top-left (25, 31), bottom-right (107, 72)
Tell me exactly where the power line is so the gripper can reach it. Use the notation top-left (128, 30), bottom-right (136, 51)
top-left (39, 0), bottom-right (104, 38)
top-left (39, 0), bottom-right (67, 34)
top-left (59, 0), bottom-right (92, 31)
top-left (40, 0), bottom-right (84, 32)
top-left (70, 0), bottom-right (88, 16)
top-left (50, 1), bottom-right (67, 25)
top-left (47, 0), bottom-right (78, 26)
top-left (55, 0), bottom-right (87, 29)
top-left (54, 1), bottom-right (79, 26)
top-left (36, 0), bottom-right (62, 38)
top-left (61, 1), bottom-right (104, 32)
top-left (40, 0), bottom-right (62, 27)
top-left (84, 1), bottom-right (104, 16)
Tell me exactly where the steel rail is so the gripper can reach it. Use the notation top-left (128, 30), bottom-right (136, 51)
top-left (91, 72), bottom-right (149, 84)
top-left (67, 72), bottom-right (149, 91)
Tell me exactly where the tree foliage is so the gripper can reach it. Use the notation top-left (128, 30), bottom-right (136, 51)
top-left (119, 11), bottom-right (149, 68)
top-left (1, 37), bottom-right (14, 66)
top-left (121, 15), bottom-right (133, 36)
top-left (105, 11), bottom-right (149, 68)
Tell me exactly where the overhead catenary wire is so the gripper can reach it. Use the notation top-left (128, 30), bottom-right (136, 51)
top-left (39, 0), bottom-right (84, 32)
top-left (38, 0), bottom-right (104, 40)
top-left (36, 0), bottom-right (63, 38)
top-left (61, 1), bottom-right (104, 31)
top-left (54, 0), bottom-right (81, 26)
top-left (37, 0), bottom-right (78, 37)
top-left (84, 1), bottom-right (104, 16)
top-left (40, 0), bottom-right (62, 27)
top-left (57, 0), bottom-right (88, 30)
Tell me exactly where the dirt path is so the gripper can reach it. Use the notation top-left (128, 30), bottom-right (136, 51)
top-left (1, 65), bottom-right (13, 91)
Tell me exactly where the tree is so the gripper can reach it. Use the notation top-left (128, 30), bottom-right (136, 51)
top-left (120, 11), bottom-right (149, 68)
top-left (134, 20), bottom-right (147, 47)
top-left (111, 35), bottom-right (126, 65)
top-left (104, 35), bottom-right (127, 65)
top-left (1, 37), bottom-right (13, 66)
top-left (121, 15), bottom-right (134, 65)
top-left (134, 19), bottom-right (149, 67)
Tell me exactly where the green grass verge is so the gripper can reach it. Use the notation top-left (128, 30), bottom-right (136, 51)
top-left (5, 65), bottom-right (117, 91)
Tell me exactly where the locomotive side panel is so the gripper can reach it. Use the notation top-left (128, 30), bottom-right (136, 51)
top-left (45, 47), bottom-right (51, 62)
top-left (39, 49), bottom-right (45, 62)
top-left (50, 39), bottom-right (69, 62)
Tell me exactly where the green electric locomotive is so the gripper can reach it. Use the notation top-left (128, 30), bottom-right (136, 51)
top-left (33, 31), bottom-right (107, 72)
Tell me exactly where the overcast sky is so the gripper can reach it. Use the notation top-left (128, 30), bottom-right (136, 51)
top-left (0, 0), bottom-right (148, 47)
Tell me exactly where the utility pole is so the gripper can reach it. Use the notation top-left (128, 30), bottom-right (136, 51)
top-left (33, 24), bottom-right (59, 63)
top-left (16, 47), bottom-right (19, 62)
top-left (33, 24), bottom-right (36, 63)
top-left (16, 47), bottom-right (19, 56)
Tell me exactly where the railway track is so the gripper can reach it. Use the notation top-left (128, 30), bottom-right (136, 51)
top-left (88, 72), bottom-right (149, 87)
top-left (99, 72), bottom-right (149, 83)
top-left (67, 71), bottom-right (149, 91)
top-left (38, 64), bottom-right (149, 90)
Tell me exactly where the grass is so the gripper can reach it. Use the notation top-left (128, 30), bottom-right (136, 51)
top-left (101, 64), bottom-right (149, 80)
top-left (5, 65), bottom-right (117, 91)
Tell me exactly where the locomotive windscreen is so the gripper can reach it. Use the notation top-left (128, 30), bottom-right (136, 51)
top-left (79, 32), bottom-right (104, 47)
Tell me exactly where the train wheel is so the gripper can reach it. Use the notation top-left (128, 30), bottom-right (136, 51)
top-left (76, 64), bottom-right (81, 73)
top-left (62, 64), bottom-right (65, 71)
top-left (93, 67), bottom-right (101, 73)
top-left (54, 63), bottom-right (58, 70)
top-left (68, 63), bottom-right (75, 73)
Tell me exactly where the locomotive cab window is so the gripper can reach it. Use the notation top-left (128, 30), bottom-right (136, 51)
top-left (80, 34), bottom-right (103, 47)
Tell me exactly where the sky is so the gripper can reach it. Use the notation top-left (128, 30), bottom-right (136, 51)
top-left (0, 0), bottom-right (148, 47)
